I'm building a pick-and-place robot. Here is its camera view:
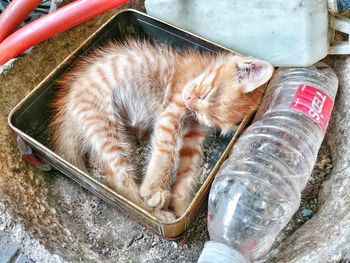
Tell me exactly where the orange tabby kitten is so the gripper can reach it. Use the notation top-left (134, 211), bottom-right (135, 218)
top-left (50, 40), bottom-right (273, 221)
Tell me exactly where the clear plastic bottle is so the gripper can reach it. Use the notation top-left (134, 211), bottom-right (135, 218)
top-left (198, 63), bottom-right (338, 263)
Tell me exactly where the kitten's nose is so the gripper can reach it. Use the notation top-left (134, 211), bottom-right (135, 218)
top-left (184, 95), bottom-right (197, 109)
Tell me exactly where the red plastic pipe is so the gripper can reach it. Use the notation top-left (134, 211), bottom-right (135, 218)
top-left (0, 0), bottom-right (42, 43)
top-left (0, 0), bottom-right (129, 65)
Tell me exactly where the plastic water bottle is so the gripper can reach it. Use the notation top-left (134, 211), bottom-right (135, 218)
top-left (198, 63), bottom-right (338, 263)
top-left (145, 0), bottom-right (350, 66)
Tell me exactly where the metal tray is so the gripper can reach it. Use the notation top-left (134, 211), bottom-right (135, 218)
top-left (8, 9), bottom-right (252, 239)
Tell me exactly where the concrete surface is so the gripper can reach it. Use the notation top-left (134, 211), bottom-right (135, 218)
top-left (0, 230), bottom-right (34, 263)
top-left (1, 1), bottom-right (350, 262)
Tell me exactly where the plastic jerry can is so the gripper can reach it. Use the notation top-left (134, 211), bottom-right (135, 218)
top-left (145, 0), bottom-right (350, 67)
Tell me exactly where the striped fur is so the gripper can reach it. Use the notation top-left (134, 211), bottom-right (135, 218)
top-left (50, 39), bottom-right (273, 220)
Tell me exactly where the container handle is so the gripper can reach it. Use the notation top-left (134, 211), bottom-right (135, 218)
top-left (329, 15), bottom-right (350, 54)
top-left (17, 136), bottom-right (51, 171)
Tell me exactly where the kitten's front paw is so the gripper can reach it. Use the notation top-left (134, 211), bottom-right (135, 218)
top-left (140, 184), bottom-right (171, 210)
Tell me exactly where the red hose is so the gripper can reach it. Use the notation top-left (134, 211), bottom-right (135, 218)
top-left (0, 0), bottom-right (129, 65)
top-left (0, 0), bottom-right (42, 43)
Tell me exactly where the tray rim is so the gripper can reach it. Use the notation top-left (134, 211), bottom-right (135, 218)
top-left (8, 8), bottom-right (250, 238)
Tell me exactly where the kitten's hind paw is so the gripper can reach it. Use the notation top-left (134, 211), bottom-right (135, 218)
top-left (140, 185), bottom-right (172, 210)
top-left (170, 193), bottom-right (191, 218)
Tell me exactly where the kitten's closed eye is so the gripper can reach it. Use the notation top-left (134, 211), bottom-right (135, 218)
top-left (183, 88), bottom-right (214, 110)
top-left (199, 89), bottom-right (213, 100)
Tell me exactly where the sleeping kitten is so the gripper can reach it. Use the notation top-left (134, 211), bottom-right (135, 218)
top-left (50, 39), bottom-right (273, 221)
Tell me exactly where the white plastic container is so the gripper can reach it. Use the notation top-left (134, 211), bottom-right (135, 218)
top-left (145, 0), bottom-right (350, 67)
top-left (197, 63), bottom-right (338, 262)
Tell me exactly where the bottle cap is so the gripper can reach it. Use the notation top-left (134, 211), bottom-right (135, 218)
top-left (198, 241), bottom-right (249, 263)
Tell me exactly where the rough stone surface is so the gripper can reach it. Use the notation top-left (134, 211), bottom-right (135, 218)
top-left (1, 1), bottom-right (350, 262)
top-left (0, 205), bottom-right (51, 262)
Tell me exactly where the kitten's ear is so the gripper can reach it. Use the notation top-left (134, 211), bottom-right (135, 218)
top-left (236, 59), bottom-right (274, 93)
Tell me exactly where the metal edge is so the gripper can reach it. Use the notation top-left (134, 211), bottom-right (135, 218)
top-left (7, 8), bottom-right (252, 238)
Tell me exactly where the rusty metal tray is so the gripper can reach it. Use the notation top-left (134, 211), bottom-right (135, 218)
top-left (8, 9), bottom-right (251, 239)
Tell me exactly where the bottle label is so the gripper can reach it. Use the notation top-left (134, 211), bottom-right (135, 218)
top-left (290, 84), bottom-right (334, 133)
